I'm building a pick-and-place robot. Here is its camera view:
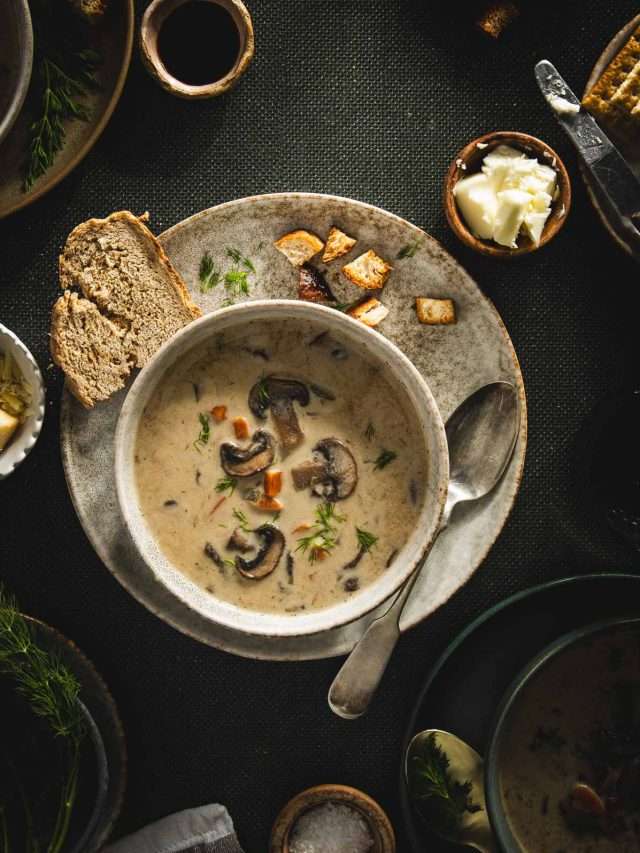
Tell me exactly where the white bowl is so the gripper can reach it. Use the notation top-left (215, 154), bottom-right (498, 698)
top-left (115, 301), bottom-right (449, 638)
top-left (0, 0), bottom-right (34, 146)
top-left (0, 325), bottom-right (45, 479)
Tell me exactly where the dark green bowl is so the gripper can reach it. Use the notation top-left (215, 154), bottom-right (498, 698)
top-left (484, 616), bottom-right (640, 852)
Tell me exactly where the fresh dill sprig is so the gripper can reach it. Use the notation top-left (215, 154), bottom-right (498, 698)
top-left (0, 587), bottom-right (86, 853)
top-left (364, 421), bottom-right (375, 441)
top-left (408, 732), bottom-right (480, 839)
top-left (193, 413), bottom-right (211, 450)
top-left (296, 502), bottom-right (346, 563)
top-left (373, 448), bottom-right (397, 470)
top-left (397, 237), bottom-right (423, 260)
top-left (232, 508), bottom-right (251, 532)
top-left (226, 246), bottom-right (256, 273)
top-left (256, 377), bottom-right (271, 406)
top-left (215, 476), bottom-right (237, 496)
top-left (356, 527), bottom-right (378, 552)
top-left (199, 252), bottom-right (221, 292)
top-left (24, 42), bottom-right (102, 191)
top-left (224, 269), bottom-right (251, 301)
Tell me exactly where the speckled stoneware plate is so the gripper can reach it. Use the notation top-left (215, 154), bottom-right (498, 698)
top-left (60, 193), bottom-right (527, 661)
top-left (582, 13), bottom-right (640, 259)
top-left (0, 0), bottom-right (133, 219)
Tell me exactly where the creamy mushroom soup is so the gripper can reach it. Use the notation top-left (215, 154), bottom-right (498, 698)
top-left (498, 624), bottom-right (640, 852)
top-left (134, 318), bottom-right (427, 614)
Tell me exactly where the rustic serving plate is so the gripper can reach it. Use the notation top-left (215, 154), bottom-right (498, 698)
top-left (0, 0), bottom-right (134, 219)
top-left (60, 192), bottom-right (527, 661)
top-left (582, 13), bottom-right (640, 260)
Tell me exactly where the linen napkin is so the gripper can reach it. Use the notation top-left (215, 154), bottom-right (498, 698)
top-left (102, 804), bottom-right (245, 853)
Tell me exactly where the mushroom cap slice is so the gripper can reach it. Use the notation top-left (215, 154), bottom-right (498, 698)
top-left (312, 437), bottom-right (358, 501)
top-left (236, 524), bottom-right (285, 579)
top-left (248, 376), bottom-right (310, 451)
top-left (220, 429), bottom-right (275, 478)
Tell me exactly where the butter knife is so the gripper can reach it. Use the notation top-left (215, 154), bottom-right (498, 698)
top-left (535, 59), bottom-right (640, 249)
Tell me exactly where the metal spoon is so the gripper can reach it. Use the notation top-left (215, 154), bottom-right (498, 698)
top-left (405, 729), bottom-right (496, 853)
top-left (328, 381), bottom-right (520, 719)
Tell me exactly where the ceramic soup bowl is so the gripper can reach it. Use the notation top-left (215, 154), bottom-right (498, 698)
top-left (115, 300), bottom-right (449, 638)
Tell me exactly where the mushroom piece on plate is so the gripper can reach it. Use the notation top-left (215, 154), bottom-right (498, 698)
top-left (220, 429), bottom-right (276, 477)
top-left (274, 230), bottom-right (324, 267)
top-left (248, 376), bottom-right (310, 450)
top-left (235, 525), bottom-right (285, 579)
top-left (298, 265), bottom-right (336, 303)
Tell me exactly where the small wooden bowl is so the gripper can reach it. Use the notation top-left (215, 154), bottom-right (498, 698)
top-left (270, 784), bottom-right (396, 853)
top-left (444, 131), bottom-right (572, 258)
top-left (140, 0), bottom-right (254, 99)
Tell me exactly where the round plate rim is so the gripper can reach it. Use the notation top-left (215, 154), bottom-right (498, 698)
top-left (399, 571), bottom-right (640, 852)
top-left (581, 13), bottom-right (640, 259)
top-left (60, 191), bottom-right (527, 661)
top-left (0, 0), bottom-right (135, 220)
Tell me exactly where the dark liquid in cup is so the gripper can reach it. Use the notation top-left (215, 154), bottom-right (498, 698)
top-left (157, 1), bottom-right (240, 86)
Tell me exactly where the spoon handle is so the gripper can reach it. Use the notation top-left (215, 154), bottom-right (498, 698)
top-left (328, 527), bottom-right (445, 719)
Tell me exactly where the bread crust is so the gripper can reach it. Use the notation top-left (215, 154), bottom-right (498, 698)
top-left (58, 211), bottom-right (201, 321)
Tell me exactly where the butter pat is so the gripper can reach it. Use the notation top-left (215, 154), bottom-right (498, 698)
top-left (453, 144), bottom-right (558, 248)
top-left (452, 173), bottom-right (496, 240)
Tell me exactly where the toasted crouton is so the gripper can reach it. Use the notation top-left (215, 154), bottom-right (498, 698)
top-left (274, 230), bottom-right (324, 267)
top-left (415, 298), bottom-right (456, 325)
top-left (348, 297), bottom-right (389, 328)
top-left (342, 250), bottom-right (392, 290)
top-left (298, 265), bottom-right (336, 302)
top-left (322, 227), bottom-right (357, 263)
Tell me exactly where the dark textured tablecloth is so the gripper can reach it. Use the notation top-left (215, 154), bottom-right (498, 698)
top-left (2, 1), bottom-right (640, 850)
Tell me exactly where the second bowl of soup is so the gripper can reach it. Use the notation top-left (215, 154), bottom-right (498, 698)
top-left (115, 300), bottom-right (448, 638)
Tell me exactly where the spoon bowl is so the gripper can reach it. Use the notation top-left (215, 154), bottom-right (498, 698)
top-left (405, 729), bottom-right (495, 853)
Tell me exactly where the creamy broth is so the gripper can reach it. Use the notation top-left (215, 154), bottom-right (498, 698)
top-left (498, 625), bottom-right (640, 853)
top-left (134, 318), bottom-right (427, 614)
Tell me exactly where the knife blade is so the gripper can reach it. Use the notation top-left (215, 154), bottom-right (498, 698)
top-left (535, 59), bottom-right (640, 245)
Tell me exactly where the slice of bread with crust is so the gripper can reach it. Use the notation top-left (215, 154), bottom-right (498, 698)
top-left (52, 211), bottom-right (201, 408)
top-left (415, 297), bottom-right (456, 325)
top-left (51, 291), bottom-right (131, 407)
top-left (348, 297), bottom-right (389, 327)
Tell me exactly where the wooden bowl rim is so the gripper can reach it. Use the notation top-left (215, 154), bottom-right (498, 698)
top-left (269, 784), bottom-right (396, 853)
top-left (443, 130), bottom-right (572, 259)
top-left (140, 0), bottom-right (255, 99)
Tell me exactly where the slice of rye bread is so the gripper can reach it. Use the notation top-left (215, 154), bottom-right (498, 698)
top-left (51, 291), bottom-right (131, 407)
top-left (52, 211), bottom-right (201, 407)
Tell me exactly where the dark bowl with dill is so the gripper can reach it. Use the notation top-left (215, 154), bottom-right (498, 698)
top-left (0, 593), bottom-right (117, 853)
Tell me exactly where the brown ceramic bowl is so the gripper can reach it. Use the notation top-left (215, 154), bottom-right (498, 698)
top-left (140, 0), bottom-right (254, 99)
top-left (270, 784), bottom-right (396, 853)
top-left (444, 131), bottom-right (571, 258)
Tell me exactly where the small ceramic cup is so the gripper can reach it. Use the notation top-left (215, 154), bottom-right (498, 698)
top-left (0, 325), bottom-right (45, 479)
top-left (140, 0), bottom-right (254, 99)
top-left (444, 131), bottom-right (571, 258)
top-left (270, 784), bottom-right (396, 853)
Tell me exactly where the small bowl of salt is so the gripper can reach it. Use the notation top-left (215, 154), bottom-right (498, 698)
top-left (270, 784), bottom-right (395, 853)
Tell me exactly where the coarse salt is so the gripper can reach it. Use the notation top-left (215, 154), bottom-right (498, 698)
top-left (288, 802), bottom-right (375, 853)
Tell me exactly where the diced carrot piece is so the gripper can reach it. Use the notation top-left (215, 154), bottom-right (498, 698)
top-left (233, 416), bottom-right (250, 439)
top-left (311, 546), bottom-right (329, 561)
top-left (264, 469), bottom-right (282, 497)
top-left (253, 495), bottom-right (284, 513)
top-left (292, 521), bottom-right (313, 534)
top-left (211, 405), bottom-right (227, 422)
